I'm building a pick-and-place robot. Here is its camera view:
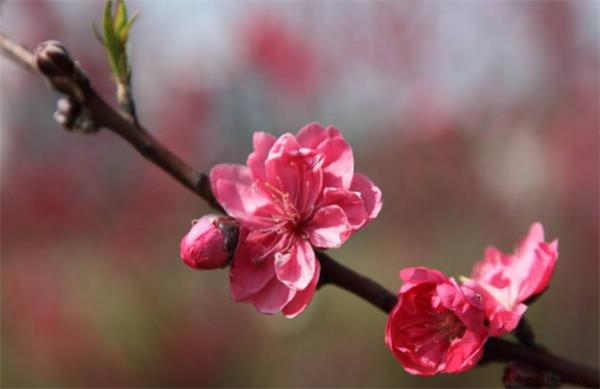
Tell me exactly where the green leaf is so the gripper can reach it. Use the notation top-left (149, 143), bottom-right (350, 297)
top-left (119, 10), bottom-right (140, 43)
top-left (102, 0), bottom-right (121, 76)
top-left (114, 0), bottom-right (128, 34)
top-left (90, 22), bottom-right (105, 45)
top-left (96, 0), bottom-right (138, 82)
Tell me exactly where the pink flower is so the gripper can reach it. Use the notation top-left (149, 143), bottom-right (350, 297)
top-left (385, 267), bottom-right (488, 376)
top-left (180, 215), bottom-right (239, 270)
top-left (210, 123), bottom-right (382, 317)
top-left (467, 223), bottom-right (558, 336)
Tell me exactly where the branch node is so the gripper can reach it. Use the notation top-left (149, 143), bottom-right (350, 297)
top-left (54, 97), bottom-right (98, 133)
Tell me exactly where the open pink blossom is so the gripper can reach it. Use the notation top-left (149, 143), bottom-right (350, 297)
top-left (385, 267), bottom-right (488, 376)
top-left (210, 123), bottom-right (382, 316)
top-left (467, 223), bottom-right (558, 336)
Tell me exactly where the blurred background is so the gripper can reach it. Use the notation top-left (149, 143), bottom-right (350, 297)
top-left (1, 1), bottom-right (598, 387)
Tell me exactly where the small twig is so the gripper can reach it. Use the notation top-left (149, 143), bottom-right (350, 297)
top-left (0, 32), bottom-right (219, 209)
top-left (0, 32), bottom-right (36, 71)
top-left (1, 32), bottom-right (597, 388)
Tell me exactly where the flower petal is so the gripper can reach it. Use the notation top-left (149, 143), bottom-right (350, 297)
top-left (318, 136), bottom-right (354, 189)
top-left (444, 330), bottom-right (486, 373)
top-left (305, 205), bottom-right (352, 249)
top-left (247, 131), bottom-right (277, 181)
top-left (282, 260), bottom-right (321, 318)
top-left (229, 236), bottom-right (276, 301)
top-left (250, 278), bottom-right (296, 314)
top-left (471, 224), bottom-right (558, 307)
top-left (274, 239), bottom-right (316, 290)
top-left (471, 247), bottom-right (508, 286)
top-left (264, 133), bottom-right (323, 214)
top-left (296, 122), bottom-right (342, 148)
top-left (529, 240), bottom-right (558, 296)
top-left (514, 223), bottom-right (558, 300)
top-left (210, 164), bottom-right (274, 227)
top-left (516, 222), bottom-right (545, 257)
top-left (318, 187), bottom-right (368, 230)
top-left (468, 223), bottom-right (558, 336)
top-left (488, 302), bottom-right (527, 336)
top-left (399, 267), bottom-right (449, 293)
top-left (211, 163), bottom-right (254, 186)
top-left (350, 173), bottom-right (383, 222)
top-left (265, 134), bottom-right (303, 196)
top-left (515, 241), bottom-right (558, 302)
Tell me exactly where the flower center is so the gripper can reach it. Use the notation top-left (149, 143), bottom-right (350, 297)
top-left (263, 182), bottom-right (304, 233)
top-left (436, 311), bottom-right (466, 342)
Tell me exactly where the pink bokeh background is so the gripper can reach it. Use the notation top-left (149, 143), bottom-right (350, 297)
top-left (1, 1), bottom-right (598, 387)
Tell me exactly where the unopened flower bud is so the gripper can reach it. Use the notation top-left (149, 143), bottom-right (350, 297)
top-left (180, 215), bottom-right (239, 270)
top-left (35, 40), bottom-right (75, 77)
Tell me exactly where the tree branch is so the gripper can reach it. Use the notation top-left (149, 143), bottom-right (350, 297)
top-left (0, 32), bottom-right (36, 71)
top-left (1, 33), bottom-right (597, 388)
top-left (487, 338), bottom-right (599, 388)
top-left (0, 33), bottom-right (220, 210)
top-left (317, 251), bottom-right (398, 313)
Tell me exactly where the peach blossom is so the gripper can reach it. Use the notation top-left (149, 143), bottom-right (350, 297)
top-left (210, 123), bottom-right (382, 316)
top-left (386, 267), bottom-right (488, 375)
top-left (468, 223), bottom-right (558, 336)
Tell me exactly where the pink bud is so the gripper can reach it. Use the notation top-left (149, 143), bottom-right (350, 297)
top-left (180, 215), bottom-right (239, 270)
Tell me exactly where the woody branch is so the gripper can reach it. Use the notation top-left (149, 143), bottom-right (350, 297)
top-left (1, 33), bottom-right (597, 388)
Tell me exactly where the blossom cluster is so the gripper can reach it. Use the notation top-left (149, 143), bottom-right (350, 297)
top-left (385, 223), bottom-right (558, 375)
top-left (180, 123), bottom-right (382, 317)
top-left (179, 122), bottom-right (559, 377)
